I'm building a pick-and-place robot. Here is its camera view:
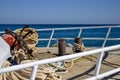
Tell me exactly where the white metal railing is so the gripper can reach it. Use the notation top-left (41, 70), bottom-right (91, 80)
top-left (0, 44), bottom-right (120, 80)
top-left (0, 26), bottom-right (120, 80)
top-left (0, 26), bottom-right (120, 47)
top-left (36, 26), bottom-right (120, 47)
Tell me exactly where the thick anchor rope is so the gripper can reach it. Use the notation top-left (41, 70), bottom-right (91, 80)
top-left (0, 26), bottom-right (62, 80)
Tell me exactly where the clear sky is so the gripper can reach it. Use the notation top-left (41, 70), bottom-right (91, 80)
top-left (0, 0), bottom-right (120, 24)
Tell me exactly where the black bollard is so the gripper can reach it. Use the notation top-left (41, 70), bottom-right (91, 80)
top-left (74, 38), bottom-right (82, 45)
top-left (58, 39), bottom-right (66, 56)
top-left (74, 38), bottom-right (82, 53)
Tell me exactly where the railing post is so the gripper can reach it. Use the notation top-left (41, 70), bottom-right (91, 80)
top-left (30, 65), bottom-right (38, 80)
top-left (94, 27), bottom-right (112, 77)
top-left (102, 27), bottom-right (111, 47)
top-left (47, 29), bottom-right (55, 48)
top-left (77, 28), bottom-right (82, 38)
top-left (95, 51), bottom-right (104, 76)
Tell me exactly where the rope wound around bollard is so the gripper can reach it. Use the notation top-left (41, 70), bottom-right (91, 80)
top-left (52, 38), bottom-right (87, 72)
top-left (73, 38), bottom-right (87, 53)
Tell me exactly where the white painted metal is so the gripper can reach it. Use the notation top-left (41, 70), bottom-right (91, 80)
top-left (36, 26), bottom-right (119, 47)
top-left (102, 27), bottom-right (111, 47)
top-left (35, 26), bottom-right (120, 31)
top-left (47, 29), bottom-right (54, 47)
top-left (0, 44), bottom-right (120, 80)
top-left (0, 26), bottom-right (120, 47)
top-left (38, 37), bottom-right (120, 41)
top-left (95, 51), bottom-right (104, 76)
top-left (30, 65), bottom-right (38, 80)
top-left (77, 28), bottom-right (82, 38)
top-left (94, 27), bottom-right (112, 76)
top-left (0, 31), bottom-right (4, 33)
top-left (0, 26), bottom-right (120, 33)
top-left (38, 38), bottom-right (103, 41)
top-left (107, 38), bottom-right (120, 40)
top-left (85, 67), bottom-right (120, 80)
top-left (0, 26), bottom-right (120, 80)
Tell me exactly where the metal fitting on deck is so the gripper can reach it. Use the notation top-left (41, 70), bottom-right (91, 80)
top-left (58, 39), bottom-right (66, 56)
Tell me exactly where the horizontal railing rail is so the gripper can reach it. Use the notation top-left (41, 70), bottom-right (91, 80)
top-left (0, 26), bottom-right (120, 47)
top-left (36, 26), bottom-right (120, 47)
top-left (0, 44), bottom-right (120, 80)
top-left (0, 26), bottom-right (120, 80)
top-left (36, 26), bottom-right (120, 31)
top-left (38, 38), bottom-right (120, 41)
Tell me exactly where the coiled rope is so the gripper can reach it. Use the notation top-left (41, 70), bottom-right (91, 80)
top-left (14, 28), bottom-right (38, 48)
top-left (0, 27), bottom-right (88, 80)
top-left (0, 27), bottom-right (62, 80)
top-left (73, 43), bottom-right (87, 53)
top-left (49, 43), bottom-right (87, 73)
top-left (0, 60), bottom-right (62, 80)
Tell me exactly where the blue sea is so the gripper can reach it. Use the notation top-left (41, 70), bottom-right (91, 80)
top-left (0, 24), bottom-right (120, 47)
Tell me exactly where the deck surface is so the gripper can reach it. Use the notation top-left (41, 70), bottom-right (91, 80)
top-left (34, 47), bottom-right (120, 80)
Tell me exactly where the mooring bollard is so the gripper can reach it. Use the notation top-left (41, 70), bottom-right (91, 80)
top-left (74, 38), bottom-right (82, 45)
top-left (74, 38), bottom-right (83, 53)
top-left (58, 39), bottom-right (66, 56)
